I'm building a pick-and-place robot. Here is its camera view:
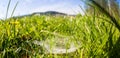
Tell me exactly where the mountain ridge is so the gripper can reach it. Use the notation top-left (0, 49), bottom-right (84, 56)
top-left (11, 11), bottom-right (76, 19)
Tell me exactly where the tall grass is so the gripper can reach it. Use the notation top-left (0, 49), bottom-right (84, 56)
top-left (0, 0), bottom-right (120, 58)
top-left (0, 15), bottom-right (120, 58)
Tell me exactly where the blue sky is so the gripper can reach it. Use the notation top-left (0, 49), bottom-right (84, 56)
top-left (0, 0), bottom-right (85, 19)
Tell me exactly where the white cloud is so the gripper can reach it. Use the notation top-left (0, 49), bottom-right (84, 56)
top-left (31, 2), bottom-right (84, 15)
top-left (24, 0), bottom-right (32, 3)
top-left (0, 5), bottom-right (5, 19)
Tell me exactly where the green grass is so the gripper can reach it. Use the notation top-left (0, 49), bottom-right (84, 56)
top-left (0, 15), bottom-right (120, 58)
top-left (1, 0), bottom-right (119, 57)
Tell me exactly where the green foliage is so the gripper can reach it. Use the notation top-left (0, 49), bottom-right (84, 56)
top-left (1, 0), bottom-right (119, 58)
top-left (0, 15), bottom-right (120, 58)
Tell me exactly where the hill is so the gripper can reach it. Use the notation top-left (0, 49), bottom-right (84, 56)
top-left (12, 11), bottom-right (75, 19)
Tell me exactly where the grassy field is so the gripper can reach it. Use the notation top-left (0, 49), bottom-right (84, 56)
top-left (0, 14), bottom-right (120, 58)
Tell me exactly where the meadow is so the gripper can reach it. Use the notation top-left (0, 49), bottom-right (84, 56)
top-left (0, 14), bottom-right (120, 58)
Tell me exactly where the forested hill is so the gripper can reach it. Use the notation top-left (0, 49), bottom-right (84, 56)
top-left (11, 11), bottom-right (76, 19)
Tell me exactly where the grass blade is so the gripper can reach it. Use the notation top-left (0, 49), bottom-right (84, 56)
top-left (6, 0), bottom-right (11, 19)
